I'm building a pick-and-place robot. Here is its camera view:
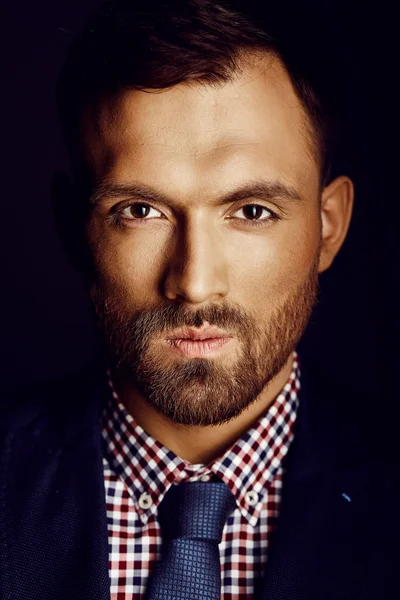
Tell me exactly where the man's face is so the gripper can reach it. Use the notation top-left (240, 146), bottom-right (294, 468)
top-left (83, 54), bottom-right (323, 426)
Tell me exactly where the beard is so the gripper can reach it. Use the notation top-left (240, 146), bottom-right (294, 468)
top-left (89, 255), bottom-right (320, 427)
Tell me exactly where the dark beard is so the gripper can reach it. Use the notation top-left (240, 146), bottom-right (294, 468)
top-left (89, 256), bottom-right (319, 426)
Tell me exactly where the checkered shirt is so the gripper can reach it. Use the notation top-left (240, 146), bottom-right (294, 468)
top-left (101, 350), bottom-right (301, 599)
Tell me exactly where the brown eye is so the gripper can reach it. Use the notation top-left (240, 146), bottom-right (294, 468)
top-left (121, 203), bottom-right (162, 219)
top-left (233, 204), bottom-right (274, 221)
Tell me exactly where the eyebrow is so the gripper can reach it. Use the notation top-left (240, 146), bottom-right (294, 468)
top-left (90, 177), bottom-right (304, 208)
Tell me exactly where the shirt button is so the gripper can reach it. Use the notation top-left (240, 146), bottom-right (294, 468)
top-left (200, 475), bottom-right (210, 482)
top-left (138, 492), bottom-right (153, 510)
top-left (245, 490), bottom-right (259, 506)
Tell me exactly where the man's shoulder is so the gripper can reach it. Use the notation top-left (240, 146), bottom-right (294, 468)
top-left (0, 358), bottom-right (106, 436)
top-left (300, 352), bottom-right (400, 465)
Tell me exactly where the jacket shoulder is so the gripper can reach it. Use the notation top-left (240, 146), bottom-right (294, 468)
top-left (0, 359), bottom-right (106, 436)
top-left (300, 350), bottom-right (400, 465)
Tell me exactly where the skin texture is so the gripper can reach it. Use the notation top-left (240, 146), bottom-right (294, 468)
top-left (58, 53), bottom-right (354, 464)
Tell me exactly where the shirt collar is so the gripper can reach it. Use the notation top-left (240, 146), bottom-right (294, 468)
top-left (101, 351), bottom-right (300, 526)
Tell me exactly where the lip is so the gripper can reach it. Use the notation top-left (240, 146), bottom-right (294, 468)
top-left (166, 321), bottom-right (231, 341)
top-left (166, 336), bottom-right (233, 358)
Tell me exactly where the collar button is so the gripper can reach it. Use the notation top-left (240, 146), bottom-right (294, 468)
top-left (245, 490), bottom-right (259, 507)
top-left (138, 492), bottom-right (153, 510)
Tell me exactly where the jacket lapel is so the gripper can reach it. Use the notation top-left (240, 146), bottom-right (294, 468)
top-left (257, 356), bottom-right (389, 600)
top-left (0, 362), bottom-right (111, 600)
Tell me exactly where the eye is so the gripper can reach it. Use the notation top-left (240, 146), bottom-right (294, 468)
top-left (232, 204), bottom-right (277, 222)
top-left (120, 202), bottom-right (163, 220)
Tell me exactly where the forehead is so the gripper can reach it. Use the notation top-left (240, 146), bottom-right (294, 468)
top-left (83, 54), bottom-right (320, 196)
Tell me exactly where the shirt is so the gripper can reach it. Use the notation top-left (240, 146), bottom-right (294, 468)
top-left (101, 350), bottom-right (301, 599)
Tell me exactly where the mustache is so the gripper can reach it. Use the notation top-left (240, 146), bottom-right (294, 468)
top-left (90, 291), bottom-right (253, 343)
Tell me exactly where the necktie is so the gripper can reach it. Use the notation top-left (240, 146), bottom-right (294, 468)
top-left (146, 480), bottom-right (237, 600)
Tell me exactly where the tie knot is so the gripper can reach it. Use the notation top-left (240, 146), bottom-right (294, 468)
top-left (158, 481), bottom-right (236, 544)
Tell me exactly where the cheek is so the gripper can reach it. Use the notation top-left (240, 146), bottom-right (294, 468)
top-left (229, 214), bottom-right (321, 305)
top-left (88, 221), bottom-right (166, 302)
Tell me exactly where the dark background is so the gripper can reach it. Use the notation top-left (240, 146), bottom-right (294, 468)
top-left (0, 1), bottom-right (398, 409)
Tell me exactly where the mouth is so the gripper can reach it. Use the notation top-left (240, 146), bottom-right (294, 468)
top-left (166, 321), bottom-right (231, 341)
top-left (165, 336), bottom-right (233, 358)
top-left (164, 321), bottom-right (234, 358)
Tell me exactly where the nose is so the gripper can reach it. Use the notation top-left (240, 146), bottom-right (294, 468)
top-left (162, 214), bottom-right (230, 304)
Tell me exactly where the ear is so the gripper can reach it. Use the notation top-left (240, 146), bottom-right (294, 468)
top-left (318, 175), bottom-right (354, 273)
top-left (50, 171), bottom-right (89, 273)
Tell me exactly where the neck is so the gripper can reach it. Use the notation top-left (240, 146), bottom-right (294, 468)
top-left (112, 353), bottom-right (294, 465)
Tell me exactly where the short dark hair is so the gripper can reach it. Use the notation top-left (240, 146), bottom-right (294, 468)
top-left (56, 0), bottom-right (343, 189)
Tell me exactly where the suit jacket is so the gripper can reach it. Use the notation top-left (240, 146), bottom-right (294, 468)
top-left (0, 350), bottom-right (399, 600)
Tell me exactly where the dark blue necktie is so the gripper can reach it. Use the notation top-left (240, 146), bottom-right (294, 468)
top-left (146, 481), bottom-right (237, 600)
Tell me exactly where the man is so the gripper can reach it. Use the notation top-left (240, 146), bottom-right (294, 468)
top-left (0, 1), bottom-right (398, 599)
